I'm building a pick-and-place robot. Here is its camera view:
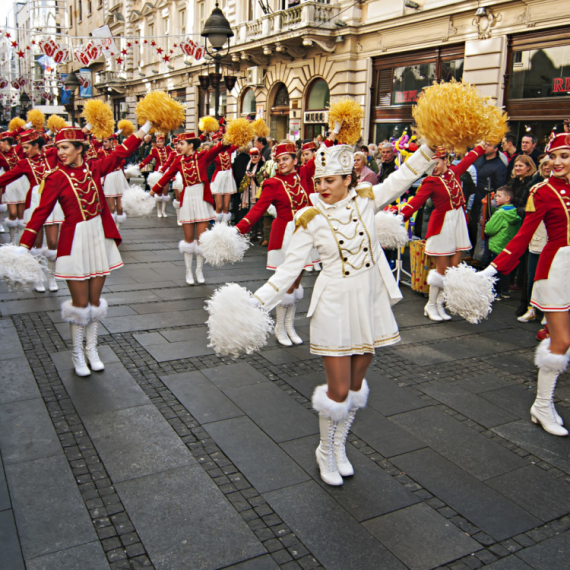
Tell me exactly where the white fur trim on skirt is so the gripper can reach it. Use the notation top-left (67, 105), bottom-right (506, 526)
top-left (309, 266), bottom-right (400, 356)
top-left (24, 185), bottom-right (64, 224)
top-left (424, 208), bottom-right (471, 256)
top-left (55, 215), bottom-right (123, 280)
top-left (531, 246), bottom-right (570, 312)
top-left (2, 175), bottom-right (28, 205)
top-left (211, 169), bottom-right (237, 195)
top-left (180, 184), bottom-right (215, 224)
top-left (103, 170), bottom-right (130, 198)
top-left (266, 220), bottom-right (318, 271)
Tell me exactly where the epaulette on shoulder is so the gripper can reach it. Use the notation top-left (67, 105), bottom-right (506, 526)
top-left (38, 166), bottom-right (60, 194)
top-left (525, 181), bottom-right (547, 213)
top-left (294, 207), bottom-right (320, 232)
top-left (356, 183), bottom-right (374, 200)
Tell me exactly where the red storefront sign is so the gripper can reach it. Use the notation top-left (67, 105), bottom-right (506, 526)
top-left (394, 90), bottom-right (418, 103)
top-left (553, 77), bottom-right (570, 93)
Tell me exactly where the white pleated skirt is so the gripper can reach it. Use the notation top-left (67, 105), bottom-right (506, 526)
top-left (531, 246), bottom-right (570, 312)
top-left (24, 185), bottom-right (64, 224)
top-left (2, 175), bottom-right (28, 205)
top-left (267, 220), bottom-right (320, 271)
top-left (309, 266), bottom-right (400, 356)
top-left (103, 170), bottom-right (130, 198)
top-left (425, 208), bottom-right (471, 256)
top-left (180, 184), bottom-right (215, 224)
top-left (211, 170), bottom-right (237, 195)
top-left (55, 216), bottom-right (123, 281)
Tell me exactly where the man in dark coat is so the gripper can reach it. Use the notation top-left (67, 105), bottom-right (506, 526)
top-left (377, 142), bottom-right (398, 183)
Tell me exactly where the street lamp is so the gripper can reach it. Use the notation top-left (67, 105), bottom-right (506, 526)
top-left (64, 71), bottom-right (81, 127)
top-left (201, 2), bottom-right (234, 120)
top-left (19, 91), bottom-right (31, 117)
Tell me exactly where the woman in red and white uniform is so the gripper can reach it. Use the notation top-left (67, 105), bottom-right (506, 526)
top-left (98, 135), bottom-right (129, 230)
top-left (17, 124), bottom-right (147, 377)
top-left (210, 132), bottom-right (238, 223)
top-left (149, 133), bottom-right (230, 285)
top-left (399, 145), bottom-right (484, 321)
top-left (481, 133), bottom-right (570, 437)
top-left (0, 129), bottom-right (62, 291)
top-left (0, 132), bottom-right (30, 243)
top-left (139, 135), bottom-right (174, 218)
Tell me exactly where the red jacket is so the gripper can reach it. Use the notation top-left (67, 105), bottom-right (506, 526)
top-left (0, 148), bottom-right (20, 171)
top-left (492, 176), bottom-right (570, 281)
top-left (400, 146), bottom-right (484, 238)
top-left (161, 149), bottom-right (180, 172)
top-left (140, 146), bottom-right (174, 171)
top-left (211, 146), bottom-right (237, 182)
top-left (97, 147), bottom-right (125, 177)
top-left (152, 142), bottom-right (229, 206)
top-left (20, 134), bottom-right (141, 256)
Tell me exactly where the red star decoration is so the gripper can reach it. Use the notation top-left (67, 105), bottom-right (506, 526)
top-left (156, 47), bottom-right (163, 54)
top-left (11, 41), bottom-right (18, 47)
top-left (135, 41), bottom-right (139, 45)
top-left (121, 49), bottom-right (128, 55)
top-left (170, 50), bottom-right (174, 54)
top-left (150, 41), bottom-right (156, 47)
top-left (16, 50), bottom-right (25, 58)
top-left (162, 55), bottom-right (170, 62)
top-left (31, 40), bottom-right (36, 45)
top-left (173, 43), bottom-right (178, 48)
top-left (5, 33), bottom-right (11, 38)
top-left (110, 52), bottom-right (114, 56)
top-left (116, 57), bottom-right (124, 64)
top-left (127, 42), bottom-right (132, 48)
top-left (26, 46), bottom-right (31, 50)
top-left (143, 40), bottom-right (147, 44)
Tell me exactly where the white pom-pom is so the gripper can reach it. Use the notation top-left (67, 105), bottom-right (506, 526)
top-left (375, 211), bottom-right (409, 250)
top-left (199, 224), bottom-right (250, 267)
top-left (206, 283), bottom-right (273, 357)
top-left (147, 171), bottom-right (162, 188)
top-left (121, 185), bottom-right (156, 217)
top-left (173, 172), bottom-right (183, 191)
top-left (0, 245), bottom-right (46, 290)
top-left (443, 263), bottom-right (496, 324)
top-left (124, 165), bottom-right (141, 179)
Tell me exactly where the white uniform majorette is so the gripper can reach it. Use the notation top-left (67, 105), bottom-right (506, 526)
top-left (481, 133), bottom-right (570, 437)
top-left (150, 133), bottom-right (231, 285)
top-left (140, 136), bottom-right (175, 218)
top-left (19, 126), bottom-right (143, 377)
top-left (399, 145), bottom-right (485, 321)
top-left (250, 142), bottom-right (435, 485)
top-left (210, 131), bottom-right (237, 222)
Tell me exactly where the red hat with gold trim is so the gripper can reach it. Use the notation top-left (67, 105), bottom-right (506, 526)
top-left (274, 141), bottom-right (296, 158)
top-left (55, 127), bottom-right (88, 145)
top-left (177, 132), bottom-right (197, 141)
top-left (0, 131), bottom-right (14, 141)
top-left (155, 135), bottom-right (165, 143)
top-left (302, 141), bottom-right (317, 152)
top-left (546, 133), bottom-right (570, 153)
top-left (20, 129), bottom-right (41, 145)
top-left (433, 146), bottom-right (448, 159)
top-left (249, 147), bottom-right (260, 156)
top-left (212, 132), bottom-right (223, 141)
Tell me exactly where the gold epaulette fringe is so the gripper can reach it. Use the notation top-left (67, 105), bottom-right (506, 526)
top-left (525, 182), bottom-right (544, 213)
top-left (38, 179), bottom-right (46, 195)
top-left (295, 207), bottom-right (320, 232)
top-left (356, 184), bottom-right (375, 200)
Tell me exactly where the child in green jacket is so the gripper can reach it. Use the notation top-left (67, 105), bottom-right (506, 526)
top-left (485, 186), bottom-right (522, 298)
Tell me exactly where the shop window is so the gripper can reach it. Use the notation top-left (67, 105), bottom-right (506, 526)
top-left (241, 88), bottom-right (256, 116)
top-left (274, 84), bottom-right (290, 108)
top-left (373, 123), bottom-right (410, 146)
top-left (307, 79), bottom-right (330, 110)
top-left (392, 64), bottom-right (436, 105)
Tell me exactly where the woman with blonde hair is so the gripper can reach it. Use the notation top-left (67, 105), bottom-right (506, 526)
top-left (508, 154), bottom-right (537, 219)
top-left (353, 151), bottom-right (378, 184)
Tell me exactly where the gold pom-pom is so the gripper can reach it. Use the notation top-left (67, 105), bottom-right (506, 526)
top-left (27, 109), bottom-right (45, 131)
top-left (223, 118), bottom-right (254, 148)
top-left (117, 119), bottom-right (135, 137)
top-left (199, 115), bottom-right (219, 133)
top-left (412, 79), bottom-right (510, 154)
top-left (251, 118), bottom-right (269, 138)
top-left (8, 117), bottom-right (25, 132)
top-left (47, 115), bottom-right (67, 133)
top-left (136, 91), bottom-right (185, 134)
top-left (81, 100), bottom-right (115, 140)
top-left (328, 98), bottom-right (364, 146)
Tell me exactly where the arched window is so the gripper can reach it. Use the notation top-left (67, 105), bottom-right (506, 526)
top-left (306, 78), bottom-right (330, 110)
top-left (304, 79), bottom-right (330, 139)
top-left (241, 88), bottom-right (256, 116)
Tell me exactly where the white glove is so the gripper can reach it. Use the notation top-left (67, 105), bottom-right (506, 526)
top-left (248, 297), bottom-right (261, 308)
top-left (46, 130), bottom-right (52, 136)
top-left (13, 246), bottom-right (29, 255)
top-left (332, 121), bottom-right (342, 135)
top-left (25, 121), bottom-right (33, 129)
top-left (479, 265), bottom-right (497, 278)
top-left (115, 129), bottom-right (122, 136)
top-left (85, 123), bottom-right (92, 131)
top-left (141, 120), bottom-right (152, 135)
top-left (267, 205), bottom-right (277, 218)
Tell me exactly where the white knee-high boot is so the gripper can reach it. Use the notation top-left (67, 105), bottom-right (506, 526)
top-left (222, 212), bottom-right (232, 224)
top-left (61, 300), bottom-right (91, 377)
top-left (115, 212), bottom-right (126, 231)
top-left (161, 194), bottom-right (169, 217)
top-left (31, 247), bottom-right (46, 292)
top-left (334, 380), bottom-right (370, 477)
top-left (531, 339), bottom-right (569, 436)
top-left (173, 199), bottom-right (182, 226)
top-left (194, 244), bottom-right (206, 284)
top-left (156, 195), bottom-right (163, 218)
top-left (275, 292), bottom-right (295, 346)
top-left (215, 212), bottom-right (223, 223)
top-left (179, 240), bottom-right (195, 285)
top-left (6, 219), bottom-right (18, 244)
top-left (284, 286), bottom-right (303, 345)
top-left (17, 219), bottom-right (25, 242)
top-left (0, 203), bottom-right (5, 233)
top-left (85, 299), bottom-right (107, 372)
top-left (44, 248), bottom-right (58, 292)
top-left (425, 270), bottom-right (444, 322)
top-left (312, 385), bottom-right (352, 486)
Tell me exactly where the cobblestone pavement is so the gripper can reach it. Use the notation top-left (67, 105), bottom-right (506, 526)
top-left (1, 209), bottom-right (570, 570)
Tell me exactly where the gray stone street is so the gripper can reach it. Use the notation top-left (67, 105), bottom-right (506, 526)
top-left (1, 209), bottom-right (570, 570)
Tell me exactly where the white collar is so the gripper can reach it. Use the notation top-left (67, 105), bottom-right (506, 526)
top-left (317, 188), bottom-right (356, 210)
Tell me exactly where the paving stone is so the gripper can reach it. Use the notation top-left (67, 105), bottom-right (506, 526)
top-left (485, 353), bottom-right (535, 375)
top-left (202, 362), bottom-right (270, 391)
top-left (419, 382), bottom-right (518, 428)
top-left (6, 455), bottom-right (96, 559)
top-left (0, 455), bottom-right (9, 512)
top-left (0, 296), bottom-right (63, 316)
top-left (483, 556), bottom-right (533, 569)
top-left (481, 328), bottom-right (539, 350)
top-left (144, 330), bottom-right (215, 361)
top-left (486, 465), bottom-right (570, 522)
top-left (455, 375), bottom-right (515, 395)
top-left (103, 290), bottom-right (162, 306)
top-left (261, 349), bottom-right (300, 365)
top-left (396, 323), bottom-right (462, 345)
top-left (364, 503), bottom-right (481, 569)
top-left (281, 435), bottom-right (419, 521)
top-left (516, 530), bottom-right (570, 568)
top-left (55, 322), bottom-right (110, 341)
top-left (116, 465), bottom-right (265, 569)
top-left (160, 328), bottom-right (213, 342)
top-left (0, 510), bottom-right (25, 570)
top-left (391, 406), bottom-right (527, 480)
top-left (284, 372), bottom-right (322, 400)
top-left (0, 320), bottom-right (25, 360)
top-left (0, 398), bottom-right (61, 465)
top-left (25, 540), bottom-right (110, 570)
top-left (83, 404), bottom-right (195, 483)
top-left (223, 382), bottom-right (317, 443)
top-left (0, 357), bottom-right (39, 404)
top-left (60, 362), bottom-right (150, 417)
top-left (351, 406), bottom-right (426, 458)
top-left (133, 332), bottom-right (168, 348)
top-left (264, 481), bottom-right (405, 570)
top-left (160, 370), bottom-right (243, 424)
top-left (103, 309), bottom-right (206, 333)
top-left (204, 417), bottom-right (310, 494)
top-left (50, 346), bottom-right (119, 373)
top-left (392, 448), bottom-right (541, 541)
top-left (492, 420), bottom-right (570, 474)
top-left (391, 344), bottom-right (456, 366)
top-left (366, 372), bottom-right (430, 416)
top-left (481, 386), bottom-right (537, 420)
top-left (223, 555), bottom-right (279, 569)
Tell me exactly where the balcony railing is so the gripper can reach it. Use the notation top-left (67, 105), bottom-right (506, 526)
top-left (94, 70), bottom-right (126, 86)
top-left (240, 0), bottom-right (339, 43)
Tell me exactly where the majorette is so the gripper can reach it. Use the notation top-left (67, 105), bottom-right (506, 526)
top-left (210, 131), bottom-right (238, 223)
top-left (98, 135), bottom-right (129, 230)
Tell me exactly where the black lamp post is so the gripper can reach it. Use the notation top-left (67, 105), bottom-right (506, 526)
top-left (201, 2), bottom-right (234, 120)
top-left (19, 91), bottom-right (31, 117)
top-left (64, 71), bottom-right (81, 127)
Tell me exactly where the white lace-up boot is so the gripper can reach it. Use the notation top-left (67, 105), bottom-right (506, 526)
top-left (284, 286), bottom-right (304, 345)
top-left (6, 219), bottom-right (18, 244)
top-left (61, 301), bottom-right (91, 377)
top-left (222, 212), bottom-right (232, 224)
top-left (194, 244), bottom-right (206, 284)
top-left (312, 385), bottom-right (352, 486)
top-left (179, 240), bottom-right (195, 285)
top-left (115, 212), bottom-right (126, 231)
top-left (275, 293), bottom-right (295, 346)
top-left (31, 247), bottom-right (46, 292)
top-left (85, 299), bottom-right (107, 372)
top-left (173, 199), bottom-right (182, 226)
top-left (156, 195), bottom-right (163, 218)
top-left (424, 270), bottom-right (444, 322)
top-left (161, 194), bottom-right (169, 217)
top-left (215, 212), bottom-right (223, 223)
top-left (436, 290), bottom-right (452, 321)
top-left (43, 248), bottom-right (59, 292)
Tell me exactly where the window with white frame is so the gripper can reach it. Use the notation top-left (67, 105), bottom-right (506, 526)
top-left (179, 10), bottom-right (186, 36)
top-left (198, 1), bottom-right (206, 32)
